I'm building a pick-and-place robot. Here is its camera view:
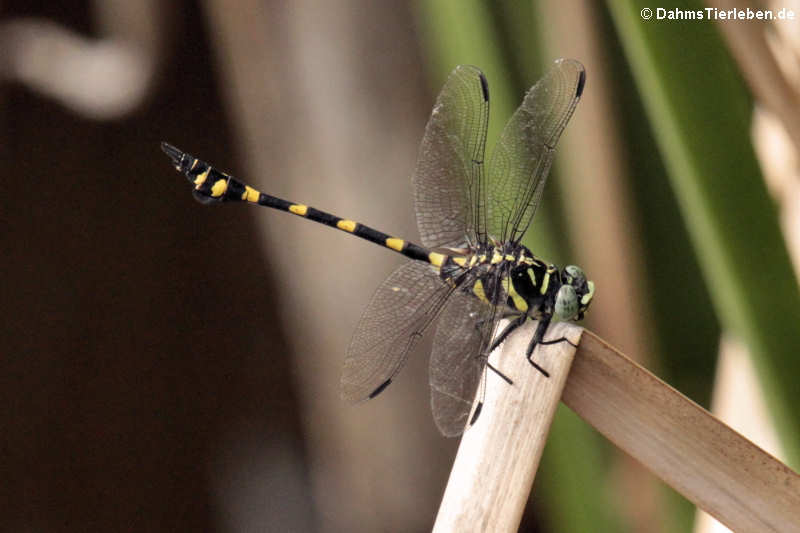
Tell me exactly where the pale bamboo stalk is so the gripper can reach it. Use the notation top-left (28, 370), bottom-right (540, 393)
top-left (707, 0), bottom-right (800, 149)
top-left (563, 331), bottom-right (800, 533)
top-left (695, 335), bottom-right (786, 533)
top-left (433, 321), bottom-right (583, 533)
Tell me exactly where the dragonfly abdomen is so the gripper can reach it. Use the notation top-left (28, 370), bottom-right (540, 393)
top-left (162, 142), bottom-right (445, 266)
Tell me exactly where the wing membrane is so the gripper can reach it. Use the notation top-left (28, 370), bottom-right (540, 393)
top-left (487, 59), bottom-right (585, 244)
top-left (412, 65), bottom-right (490, 249)
top-left (342, 261), bottom-right (452, 402)
top-left (429, 276), bottom-right (501, 436)
top-left (344, 59), bottom-right (586, 434)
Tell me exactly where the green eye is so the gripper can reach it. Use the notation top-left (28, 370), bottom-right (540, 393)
top-left (555, 285), bottom-right (578, 320)
top-left (564, 265), bottom-right (586, 285)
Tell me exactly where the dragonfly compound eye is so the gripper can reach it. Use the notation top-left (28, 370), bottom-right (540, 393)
top-left (563, 265), bottom-right (586, 286)
top-left (554, 285), bottom-right (579, 320)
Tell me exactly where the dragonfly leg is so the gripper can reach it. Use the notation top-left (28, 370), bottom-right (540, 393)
top-left (488, 314), bottom-right (527, 352)
top-left (539, 336), bottom-right (578, 348)
top-left (472, 316), bottom-right (520, 386)
top-left (486, 360), bottom-right (513, 385)
top-left (524, 316), bottom-right (579, 377)
top-left (525, 319), bottom-right (553, 377)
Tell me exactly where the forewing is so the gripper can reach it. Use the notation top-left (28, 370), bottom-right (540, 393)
top-left (487, 59), bottom-right (585, 244)
top-left (429, 285), bottom-right (496, 437)
top-left (341, 261), bottom-right (452, 402)
top-left (412, 65), bottom-right (490, 249)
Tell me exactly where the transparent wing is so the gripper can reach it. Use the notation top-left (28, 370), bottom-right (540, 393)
top-left (429, 281), bottom-right (498, 437)
top-left (412, 65), bottom-right (490, 249)
top-left (341, 261), bottom-right (453, 402)
top-left (487, 58), bottom-right (585, 244)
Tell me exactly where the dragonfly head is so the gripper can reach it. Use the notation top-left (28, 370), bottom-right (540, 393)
top-left (554, 265), bottom-right (594, 321)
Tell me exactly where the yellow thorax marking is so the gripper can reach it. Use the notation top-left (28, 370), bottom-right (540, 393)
top-left (502, 277), bottom-right (528, 311)
top-left (190, 159), bottom-right (198, 170)
top-left (491, 250), bottom-right (503, 264)
top-left (242, 185), bottom-right (260, 202)
top-left (473, 280), bottom-right (488, 302)
top-left (210, 178), bottom-right (228, 197)
top-left (581, 281), bottom-right (595, 305)
top-left (289, 204), bottom-right (308, 216)
top-left (471, 255), bottom-right (481, 267)
top-left (337, 219), bottom-right (357, 232)
top-left (194, 168), bottom-right (210, 186)
top-left (452, 257), bottom-right (467, 267)
top-left (540, 271), bottom-right (550, 295)
top-left (386, 238), bottom-right (405, 252)
top-left (428, 252), bottom-right (446, 267)
top-left (505, 254), bottom-right (515, 261)
top-left (527, 268), bottom-right (537, 286)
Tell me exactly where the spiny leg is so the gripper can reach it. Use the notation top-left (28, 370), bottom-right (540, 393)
top-left (471, 315), bottom-right (560, 428)
top-left (536, 315), bottom-right (579, 349)
top-left (486, 360), bottom-right (512, 385)
top-left (525, 319), bottom-right (552, 377)
top-left (473, 316), bottom-right (517, 385)
top-left (468, 317), bottom-right (515, 429)
top-left (483, 314), bottom-right (528, 386)
top-left (488, 313), bottom-right (527, 352)
top-left (539, 337), bottom-right (578, 348)
top-left (525, 317), bottom-right (579, 378)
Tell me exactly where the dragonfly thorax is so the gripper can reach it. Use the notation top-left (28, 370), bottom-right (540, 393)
top-left (442, 243), bottom-right (594, 323)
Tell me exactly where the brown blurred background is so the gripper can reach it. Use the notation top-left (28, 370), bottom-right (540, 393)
top-left (1, 1), bottom-right (452, 531)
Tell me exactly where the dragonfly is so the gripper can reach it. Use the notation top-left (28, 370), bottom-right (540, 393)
top-left (162, 58), bottom-right (594, 437)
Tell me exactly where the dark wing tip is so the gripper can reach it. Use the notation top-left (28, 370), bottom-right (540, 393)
top-left (469, 401), bottom-right (484, 426)
top-left (453, 65), bottom-right (489, 102)
top-left (554, 58), bottom-right (586, 97)
top-left (368, 378), bottom-right (392, 399)
top-left (479, 73), bottom-right (489, 102)
top-left (576, 69), bottom-right (586, 98)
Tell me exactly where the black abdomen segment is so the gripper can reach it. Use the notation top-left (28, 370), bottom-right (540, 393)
top-left (162, 143), bottom-right (441, 266)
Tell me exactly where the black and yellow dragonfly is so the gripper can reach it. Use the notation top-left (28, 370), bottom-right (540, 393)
top-left (162, 58), bottom-right (594, 437)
